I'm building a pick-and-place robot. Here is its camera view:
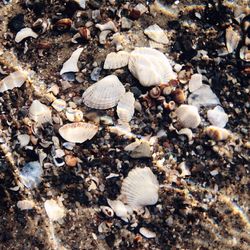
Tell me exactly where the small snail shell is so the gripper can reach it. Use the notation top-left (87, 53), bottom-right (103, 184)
top-left (149, 86), bottom-right (161, 99)
top-left (204, 126), bottom-right (230, 141)
top-left (162, 86), bottom-right (173, 96)
top-left (100, 206), bottom-right (114, 217)
top-left (172, 89), bottom-right (186, 104)
top-left (163, 101), bottom-right (176, 110)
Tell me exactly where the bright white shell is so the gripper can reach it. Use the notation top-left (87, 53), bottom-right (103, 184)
top-left (44, 199), bottom-right (65, 221)
top-left (175, 104), bottom-right (201, 128)
top-left (0, 70), bottom-right (28, 93)
top-left (82, 75), bottom-right (125, 109)
top-left (59, 122), bottom-right (98, 143)
top-left (188, 73), bottom-right (203, 92)
top-left (120, 167), bottom-right (159, 209)
top-left (207, 106), bottom-right (228, 128)
top-left (60, 47), bottom-right (83, 75)
top-left (139, 227), bottom-right (156, 238)
top-left (29, 100), bottom-right (52, 125)
top-left (128, 47), bottom-right (176, 87)
top-left (107, 199), bottom-right (129, 222)
top-left (117, 92), bottom-right (135, 123)
top-left (144, 24), bottom-right (169, 44)
top-left (15, 27), bottom-right (38, 43)
top-left (104, 51), bottom-right (130, 69)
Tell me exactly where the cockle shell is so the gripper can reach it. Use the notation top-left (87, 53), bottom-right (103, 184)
top-left (82, 75), bottom-right (125, 109)
top-left (207, 106), bottom-right (228, 128)
top-left (120, 167), bottom-right (159, 209)
top-left (104, 51), bottom-right (130, 69)
top-left (117, 92), bottom-right (135, 123)
top-left (128, 47), bottom-right (176, 87)
top-left (60, 47), bottom-right (83, 75)
top-left (144, 24), bottom-right (169, 44)
top-left (44, 199), bottom-right (65, 221)
top-left (59, 122), bottom-right (98, 143)
top-left (0, 70), bottom-right (28, 93)
top-left (29, 100), bottom-right (52, 125)
top-left (175, 104), bottom-right (201, 128)
top-left (204, 126), bottom-right (230, 141)
top-left (226, 26), bottom-right (241, 53)
top-left (15, 27), bottom-right (38, 43)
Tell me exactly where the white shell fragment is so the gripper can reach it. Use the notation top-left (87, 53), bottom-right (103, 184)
top-left (17, 134), bottom-right (30, 148)
top-left (204, 126), bottom-right (231, 141)
top-left (188, 73), bottom-right (203, 92)
top-left (175, 104), bottom-right (201, 128)
top-left (29, 100), bottom-right (52, 125)
top-left (65, 107), bottom-right (83, 122)
top-left (15, 27), bottom-right (38, 43)
top-left (82, 75), bottom-right (125, 109)
top-left (107, 199), bottom-right (129, 222)
top-left (176, 128), bottom-right (193, 141)
top-left (120, 167), bottom-right (159, 209)
top-left (17, 200), bottom-right (35, 210)
top-left (226, 26), bottom-right (240, 53)
top-left (188, 84), bottom-right (220, 108)
top-left (44, 199), bottom-right (65, 221)
top-left (117, 92), bottom-right (135, 123)
top-left (19, 161), bottom-right (43, 189)
top-left (96, 21), bottom-right (117, 32)
top-left (128, 48), bottom-right (176, 87)
top-left (104, 51), bottom-right (130, 69)
top-left (144, 24), bottom-right (169, 44)
top-left (207, 106), bottom-right (228, 128)
top-left (59, 122), bottom-right (98, 143)
top-left (99, 30), bottom-right (111, 44)
top-left (139, 227), bottom-right (156, 239)
top-left (60, 47), bottom-right (83, 75)
top-left (0, 70), bottom-right (28, 93)
top-left (52, 99), bottom-right (67, 112)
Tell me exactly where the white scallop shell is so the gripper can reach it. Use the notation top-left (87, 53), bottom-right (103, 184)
top-left (204, 126), bottom-right (231, 141)
top-left (175, 104), bottom-right (201, 128)
top-left (117, 92), bottom-right (135, 123)
top-left (82, 75), bottom-right (125, 109)
top-left (144, 24), bottom-right (169, 44)
top-left (104, 51), bottom-right (130, 69)
top-left (15, 27), bottom-right (38, 43)
top-left (0, 70), bottom-right (28, 93)
top-left (128, 47), bottom-right (176, 87)
top-left (188, 73), bottom-right (203, 92)
top-left (44, 199), bottom-right (65, 221)
top-left (120, 167), bottom-right (159, 209)
top-left (207, 106), bottom-right (228, 128)
top-left (59, 122), bottom-right (98, 143)
top-left (60, 47), bottom-right (83, 75)
top-left (29, 100), bottom-right (52, 125)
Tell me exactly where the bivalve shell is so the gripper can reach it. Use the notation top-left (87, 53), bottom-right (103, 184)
top-left (82, 75), bottom-right (125, 109)
top-left (139, 227), bottom-right (156, 238)
top-left (17, 200), bottom-right (35, 210)
top-left (29, 100), bottom-right (52, 125)
top-left (107, 199), bottom-right (130, 222)
top-left (204, 126), bottom-right (231, 141)
top-left (144, 24), bottom-right (169, 44)
top-left (226, 26), bottom-right (241, 53)
top-left (59, 122), bottom-right (98, 143)
top-left (104, 51), bottom-right (130, 69)
top-left (117, 92), bottom-right (135, 123)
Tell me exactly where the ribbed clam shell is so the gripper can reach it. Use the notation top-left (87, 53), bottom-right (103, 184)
top-left (0, 70), bottom-right (28, 93)
top-left (204, 126), bottom-right (230, 141)
top-left (59, 122), bottom-right (98, 143)
top-left (128, 47), bottom-right (176, 87)
top-left (29, 100), bottom-right (52, 125)
top-left (104, 51), bottom-right (130, 69)
top-left (117, 92), bottom-right (135, 123)
top-left (175, 104), bottom-right (201, 128)
top-left (144, 24), bottom-right (169, 44)
top-left (82, 75), bottom-right (125, 109)
top-left (120, 167), bottom-right (159, 209)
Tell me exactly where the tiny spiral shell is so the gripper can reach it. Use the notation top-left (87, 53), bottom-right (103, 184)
top-left (149, 86), bottom-right (161, 99)
top-left (172, 89), bottom-right (186, 104)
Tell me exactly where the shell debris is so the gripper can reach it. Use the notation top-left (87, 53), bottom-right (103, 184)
top-left (188, 73), bottom-right (203, 92)
top-left (225, 26), bottom-right (241, 53)
top-left (15, 27), bottom-right (38, 43)
top-left (207, 106), bottom-right (229, 128)
top-left (104, 51), bottom-right (130, 69)
top-left (117, 92), bottom-right (135, 123)
top-left (44, 199), bottom-right (65, 221)
top-left (144, 24), bottom-right (169, 44)
top-left (204, 126), bottom-right (231, 141)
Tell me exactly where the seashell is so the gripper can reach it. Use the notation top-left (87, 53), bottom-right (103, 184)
top-left (79, 27), bottom-right (91, 40)
top-left (108, 122), bottom-right (132, 138)
top-left (52, 99), bottom-right (67, 112)
top-left (107, 199), bottom-right (129, 222)
top-left (54, 18), bottom-right (72, 30)
top-left (19, 161), bottom-right (43, 189)
top-left (189, 73), bottom-right (203, 92)
top-left (44, 199), bottom-right (65, 221)
top-left (17, 134), bottom-right (30, 148)
top-left (124, 140), bottom-right (141, 151)
top-left (73, 0), bottom-right (86, 9)
top-left (134, 3), bottom-right (148, 15)
top-left (0, 70), bottom-right (28, 93)
top-left (99, 30), bottom-right (111, 44)
top-left (15, 27), bottom-right (38, 43)
top-left (29, 100), bottom-right (52, 125)
top-left (188, 84), bottom-right (220, 108)
top-left (82, 75), bottom-right (125, 109)
top-left (226, 26), bottom-right (241, 53)
top-left (96, 21), bottom-right (117, 32)
top-left (32, 18), bottom-right (50, 34)
top-left (172, 88), bottom-right (186, 104)
top-left (144, 24), bottom-right (169, 44)
top-left (100, 206), bottom-right (114, 217)
top-left (104, 51), bottom-right (130, 69)
top-left (111, 33), bottom-right (126, 51)
top-left (130, 141), bottom-right (152, 158)
top-left (128, 47), bottom-right (176, 87)
top-left (162, 85), bottom-right (173, 96)
top-left (17, 200), bottom-right (35, 210)
top-left (176, 128), bottom-right (193, 141)
top-left (204, 126), bottom-right (230, 141)
top-left (65, 154), bottom-right (78, 167)
top-left (175, 104), bottom-right (201, 128)
top-left (117, 92), bottom-right (135, 123)
top-left (65, 107), bottom-right (83, 122)
top-left (149, 86), bottom-right (161, 99)
top-left (121, 17), bottom-right (133, 30)
top-left (59, 122), bottom-right (98, 143)
top-left (139, 227), bottom-right (156, 239)
top-left (60, 47), bottom-right (83, 75)
top-left (207, 106), bottom-right (228, 128)
top-left (239, 46), bottom-right (250, 62)
top-left (163, 100), bottom-right (176, 110)
top-left (120, 167), bottom-right (159, 209)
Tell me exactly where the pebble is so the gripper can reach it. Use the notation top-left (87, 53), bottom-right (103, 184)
top-left (65, 155), bottom-right (78, 167)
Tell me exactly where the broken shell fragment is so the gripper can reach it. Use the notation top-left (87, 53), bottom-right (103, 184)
top-left (139, 227), bottom-right (156, 239)
top-left (0, 70), bottom-right (28, 93)
top-left (79, 27), bottom-right (91, 40)
top-left (17, 200), bottom-right (35, 210)
top-left (104, 51), bottom-right (130, 69)
top-left (226, 26), bottom-right (241, 53)
top-left (239, 46), bottom-right (250, 62)
top-left (207, 106), bottom-right (228, 128)
top-left (29, 100), bottom-right (52, 125)
top-left (17, 134), bottom-right (30, 148)
top-left (176, 128), bottom-right (193, 141)
top-left (120, 167), bottom-right (159, 209)
top-left (128, 47), bottom-right (176, 87)
top-left (65, 108), bottom-right (83, 122)
top-left (15, 27), bottom-right (38, 43)
top-left (96, 20), bottom-right (117, 32)
top-left (188, 73), bottom-right (203, 92)
top-left (99, 30), bottom-right (111, 44)
top-left (100, 206), bottom-right (114, 217)
top-left (172, 89), bottom-right (186, 104)
top-left (82, 75), bottom-right (125, 109)
top-left (175, 104), bottom-right (201, 128)
top-left (144, 24), bottom-right (169, 44)
top-left (44, 199), bottom-right (65, 221)
top-left (117, 92), bottom-right (135, 123)
top-left (60, 47), bottom-right (83, 75)
top-left (52, 99), bottom-right (67, 112)
top-left (107, 199), bottom-right (129, 222)
top-left (59, 122), bottom-right (98, 143)
top-left (130, 141), bottom-right (152, 158)
top-left (204, 126), bottom-right (231, 141)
